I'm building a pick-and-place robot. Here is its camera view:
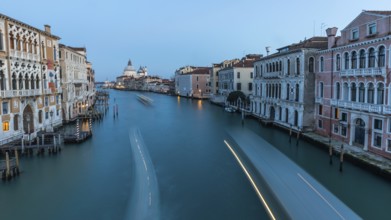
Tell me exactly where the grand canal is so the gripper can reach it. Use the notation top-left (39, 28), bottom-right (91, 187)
top-left (1, 89), bottom-right (391, 219)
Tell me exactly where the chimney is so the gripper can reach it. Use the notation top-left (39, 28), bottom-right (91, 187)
top-left (326, 27), bottom-right (338, 49)
top-left (44, 25), bottom-right (51, 34)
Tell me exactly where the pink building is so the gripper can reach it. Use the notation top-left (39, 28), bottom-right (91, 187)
top-left (315, 11), bottom-right (391, 158)
top-left (175, 67), bottom-right (211, 99)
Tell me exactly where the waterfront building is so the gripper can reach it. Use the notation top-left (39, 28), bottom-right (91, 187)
top-left (218, 55), bottom-right (261, 100)
top-left (251, 38), bottom-right (327, 131)
top-left (210, 59), bottom-right (240, 95)
top-left (0, 14), bottom-right (62, 144)
top-left (86, 61), bottom-right (96, 108)
top-left (59, 44), bottom-right (90, 122)
top-left (314, 10), bottom-right (391, 158)
top-left (116, 60), bottom-right (147, 88)
top-left (175, 67), bottom-right (211, 98)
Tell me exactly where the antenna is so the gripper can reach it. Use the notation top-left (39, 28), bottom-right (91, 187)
top-left (321, 23), bottom-right (327, 36)
top-left (265, 46), bottom-right (270, 56)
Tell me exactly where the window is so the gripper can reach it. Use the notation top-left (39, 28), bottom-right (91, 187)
top-left (285, 109), bottom-right (289, 123)
top-left (0, 31), bottom-right (3, 51)
top-left (2, 121), bottom-right (9, 131)
top-left (341, 125), bottom-right (347, 136)
top-left (367, 83), bottom-right (374, 104)
top-left (319, 82), bottom-right (324, 98)
top-left (309, 57), bottom-right (314, 73)
top-left (286, 84), bottom-right (290, 100)
top-left (250, 72), bottom-right (253, 79)
top-left (2, 101), bottom-right (9, 114)
top-left (344, 52), bottom-right (349, 69)
top-left (287, 59), bottom-right (290, 75)
top-left (368, 48), bottom-right (375, 68)
top-left (351, 83), bottom-right (357, 102)
top-left (336, 82), bottom-right (340, 99)
top-left (295, 84), bottom-right (299, 101)
top-left (358, 83), bottom-right (365, 103)
top-left (334, 108), bottom-right (339, 119)
top-left (237, 72), bottom-right (240, 79)
top-left (387, 139), bottom-right (391, 152)
top-left (374, 119), bottom-right (383, 130)
top-left (319, 105), bottom-right (323, 115)
top-left (237, 83), bottom-right (241, 91)
top-left (248, 83), bottom-right (253, 91)
top-left (13, 115), bottom-right (18, 131)
top-left (360, 50), bottom-right (365, 69)
top-left (45, 97), bottom-right (49, 106)
top-left (352, 51), bottom-right (357, 69)
top-left (333, 124), bottom-right (339, 134)
top-left (39, 110), bottom-right (43, 123)
top-left (373, 132), bottom-right (382, 148)
top-left (296, 57), bottom-right (300, 75)
top-left (318, 119), bottom-right (323, 128)
top-left (377, 83), bottom-right (384, 104)
top-left (196, 76), bottom-right (199, 81)
top-left (320, 57), bottom-right (324, 72)
top-left (351, 28), bottom-right (359, 40)
top-left (378, 46), bottom-right (385, 67)
top-left (341, 112), bottom-right (347, 122)
top-left (336, 54), bottom-right (341, 71)
top-left (368, 23), bottom-right (377, 35)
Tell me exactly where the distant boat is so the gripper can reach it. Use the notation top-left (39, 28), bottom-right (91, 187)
top-left (224, 107), bottom-right (236, 113)
top-left (137, 94), bottom-right (153, 104)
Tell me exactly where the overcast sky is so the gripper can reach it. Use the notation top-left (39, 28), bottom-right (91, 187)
top-left (2, 0), bottom-right (391, 81)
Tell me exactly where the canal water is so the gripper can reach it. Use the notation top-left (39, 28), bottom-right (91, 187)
top-left (1, 89), bottom-right (391, 219)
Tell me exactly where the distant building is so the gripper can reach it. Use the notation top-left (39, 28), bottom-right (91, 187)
top-left (59, 44), bottom-right (91, 122)
top-left (314, 10), bottom-right (391, 158)
top-left (116, 59), bottom-right (148, 88)
top-left (218, 55), bottom-right (261, 98)
top-left (251, 37), bottom-right (327, 131)
top-left (175, 67), bottom-right (211, 99)
top-left (210, 59), bottom-right (240, 95)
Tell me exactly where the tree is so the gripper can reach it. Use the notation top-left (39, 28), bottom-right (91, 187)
top-left (227, 91), bottom-right (246, 104)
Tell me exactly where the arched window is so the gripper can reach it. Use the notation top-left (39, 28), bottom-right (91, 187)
top-left (272, 63), bottom-right (275, 72)
top-left (336, 54), bottom-right (341, 71)
top-left (295, 84), bottom-right (299, 101)
top-left (12, 73), bottom-right (17, 90)
top-left (54, 46), bottom-right (57, 61)
top-left (287, 59), bottom-right (290, 75)
top-left (0, 67), bottom-right (4, 90)
top-left (260, 65), bottom-right (263, 75)
top-left (31, 75), bottom-right (35, 89)
top-left (320, 57), bottom-right (324, 72)
top-left (367, 83), bottom-right (374, 104)
top-left (25, 74), bottom-right (29, 90)
top-left (279, 107), bottom-right (282, 121)
top-left (344, 52), bottom-right (349, 69)
top-left (279, 61), bottom-right (282, 72)
top-left (377, 83), bottom-right (384, 104)
top-left (359, 49), bottom-right (366, 68)
top-left (0, 31), bottom-right (3, 51)
top-left (368, 48), bottom-right (375, 68)
top-left (255, 66), bottom-right (259, 77)
top-left (378, 46), bottom-right (385, 67)
top-left (294, 111), bottom-right (299, 127)
top-left (278, 84), bottom-right (281, 99)
top-left (296, 57), bottom-right (300, 75)
top-left (351, 83), bottom-right (357, 102)
top-left (43, 74), bottom-right (47, 89)
top-left (336, 82), bottom-right (341, 99)
top-left (319, 82), bottom-right (324, 98)
top-left (285, 108), bottom-right (289, 123)
top-left (13, 115), bottom-right (19, 131)
top-left (351, 51), bottom-right (357, 69)
top-left (286, 84), bottom-right (290, 100)
top-left (41, 41), bottom-right (45, 59)
top-left (358, 83), bottom-right (365, 102)
top-left (9, 33), bottom-right (15, 50)
top-left (16, 34), bottom-right (21, 51)
top-left (343, 83), bottom-right (349, 101)
top-left (309, 57), bottom-right (314, 73)
top-left (18, 73), bottom-right (23, 89)
top-left (36, 76), bottom-right (40, 89)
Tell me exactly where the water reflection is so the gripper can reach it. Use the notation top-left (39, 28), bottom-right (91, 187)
top-left (197, 100), bottom-right (203, 110)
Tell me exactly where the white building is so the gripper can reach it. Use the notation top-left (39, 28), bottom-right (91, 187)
top-left (59, 44), bottom-right (89, 122)
top-left (251, 37), bottom-right (327, 131)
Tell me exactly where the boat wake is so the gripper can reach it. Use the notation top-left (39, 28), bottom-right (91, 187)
top-left (124, 127), bottom-right (160, 220)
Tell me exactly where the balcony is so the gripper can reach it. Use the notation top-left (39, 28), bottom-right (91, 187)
top-left (0, 89), bottom-right (42, 98)
top-left (315, 97), bottom-right (323, 104)
top-left (331, 99), bottom-right (382, 114)
top-left (9, 50), bottom-right (40, 61)
top-left (263, 71), bottom-right (283, 79)
top-left (339, 67), bottom-right (386, 77)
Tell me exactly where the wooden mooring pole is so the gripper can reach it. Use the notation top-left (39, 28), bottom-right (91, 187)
top-left (339, 144), bottom-right (344, 172)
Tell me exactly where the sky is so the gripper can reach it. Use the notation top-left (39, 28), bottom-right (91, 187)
top-left (2, 0), bottom-right (391, 81)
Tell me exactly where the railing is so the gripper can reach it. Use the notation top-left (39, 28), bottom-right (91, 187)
top-left (340, 67), bottom-right (386, 77)
top-left (263, 71), bottom-right (283, 79)
top-left (0, 131), bottom-right (23, 146)
top-left (315, 97), bottom-right (323, 104)
top-left (0, 89), bottom-right (42, 98)
top-left (330, 99), bottom-right (382, 113)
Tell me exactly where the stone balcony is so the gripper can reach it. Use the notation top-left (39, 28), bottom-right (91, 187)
top-left (0, 89), bottom-right (42, 98)
top-left (263, 71), bottom-right (284, 79)
top-left (331, 99), bottom-right (384, 114)
top-left (9, 50), bottom-right (40, 62)
top-left (339, 67), bottom-right (386, 77)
